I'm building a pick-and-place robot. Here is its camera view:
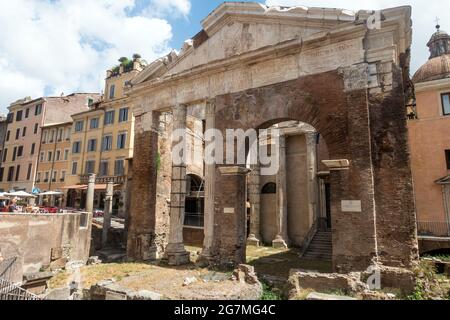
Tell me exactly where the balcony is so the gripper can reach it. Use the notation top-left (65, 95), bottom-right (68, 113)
top-left (417, 221), bottom-right (450, 238)
top-left (79, 175), bottom-right (126, 185)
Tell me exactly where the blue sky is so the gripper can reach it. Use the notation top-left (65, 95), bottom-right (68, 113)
top-left (0, 0), bottom-right (447, 113)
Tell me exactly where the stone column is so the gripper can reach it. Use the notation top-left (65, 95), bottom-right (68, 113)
top-left (102, 181), bottom-right (114, 248)
top-left (273, 134), bottom-right (288, 248)
top-left (199, 100), bottom-right (216, 264)
top-left (306, 132), bottom-right (319, 224)
top-left (86, 174), bottom-right (96, 214)
top-left (247, 163), bottom-right (261, 246)
top-left (164, 104), bottom-right (190, 266)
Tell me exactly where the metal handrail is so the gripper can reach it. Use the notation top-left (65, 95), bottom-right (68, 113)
top-left (417, 221), bottom-right (450, 237)
top-left (0, 256), bottom-right (18, 282)
top-left (0, 278), bottom-right (41, 301)
top-left (299, 218), bottom-right (319, 257)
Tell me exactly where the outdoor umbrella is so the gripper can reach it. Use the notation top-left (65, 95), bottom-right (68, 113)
top-left (38, 191), bottom-right (64, 196)
top-left (6, 191), bottom-right (37, 198)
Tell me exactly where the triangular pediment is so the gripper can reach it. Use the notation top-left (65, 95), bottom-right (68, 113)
top-left (131, 2), bottom-right (363, 85)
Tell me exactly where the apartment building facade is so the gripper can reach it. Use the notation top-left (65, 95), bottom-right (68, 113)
top-left (0, 94), bottom-right (99, 193)
top-left (35, 122), bottom-right (72, 200)
top-left (65, 55), bottom-right (145, 216)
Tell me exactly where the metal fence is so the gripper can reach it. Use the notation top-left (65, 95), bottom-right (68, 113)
top-left (0, 278), bottom-right (41, 301)
top-left (417, 221), bottom-right (450, 237)
top-left (0, 256), bottom-right (42, 301)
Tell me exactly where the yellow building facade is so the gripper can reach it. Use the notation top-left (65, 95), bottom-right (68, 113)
top-left (35, 122), bottom-right (72, 205)
top-left (65, 55), bottom-right (145, 216)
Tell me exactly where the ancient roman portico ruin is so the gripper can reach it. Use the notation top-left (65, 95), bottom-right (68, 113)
top-left (125, 3), bottom-right (419, 273)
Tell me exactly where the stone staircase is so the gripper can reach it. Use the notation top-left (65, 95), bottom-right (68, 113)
top-left (302, 231), bottom-right (332, 261)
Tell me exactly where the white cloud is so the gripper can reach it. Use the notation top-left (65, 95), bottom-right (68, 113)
top-left (0, 0), bottom-right (188, 113)
top-left (265, 0), bottom-right (446, 75)
top-left (145, 0), bottom-right (191, 18)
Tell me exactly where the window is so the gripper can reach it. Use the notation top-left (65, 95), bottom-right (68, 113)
top-left (34, 124), bottom-right (39, 134)
top-left (87, 139), bottom-right (97, 152)
top-left (36, 172), bottom-right (41, 183)
top-left (71, 162), bottom-right (78, 175)
top-left (56, 150), bottom-right (61, 161)
top-left (85, 160), bottom-right (96, 175)
top-left (72, 141), bottom-right (81, 154)
top-left (446, 150), bottom-right (450, 170)
top-left (25, 108), bottom-right (30, 118)
top-left (104, 110), bottom-right (115, 126)
top-left (47, 151), bottom-right (53, 162)
top-left (65, 128), bottom-right (71, 140)
top-left (17, 146), bottom-right (23, 158)
top-left (7, 167), bottom-right (14, 182)
top-left (109, 85), bottom-right (115, 99)
top-left (117, 132), bottom-right (127, 149)
top-left (114, 159), bottom-right (125, 176)
top-left (100, 161), bottom-right (109, 176)
top-left (52, 171), bottom-right (57, 182)
top-left (0, 168), bottom-right (3, 182)
top-left (75, 121), bottom-right (84, 132)
top-left (60, 171), bottom-right (66, 182)
top-left (16, 110), bottom-right (23, 122)
top-left (15, 128), bottom-right (20, 140)
top-left (15, 165), bottom-right (20, 182)
top-left (88, 98), bottom-right (94, 107)
top-left (57, 129), bottom-right (63, 142)
top-left (2, 149), bottom-right (7, 162)
top-left (7, 113), bottom-right (14, 123)
top-left (39, 152), bottom-right (45, 162)
top-left (22, 127), bottom-right (27, 137)
top-left (442, 93), bottom-right (450, 116)
top-left (90, 118), bottom-right (99, 129)
top-left (262, 182), bottom-right (277, 194)
top-left (6, 131), bottom-right (10, 142)
top-left (12, 147), bottom-right (17, 161)
top-left (44, 172), bottom-right (49, 182)
top-left (27, 164), bottom-right (32, 180)
top-left (49, 130), bottom-right (55, 143)
top-left (119, 107), bottom-right (129, 123)
top-left (64, 149), bottom-right (69, 161)
top-left (102, 135), bottom-right (113, 151)
top-left (31, 143), bottom-right (36, 155)
top-left (42, 131), bottom-right (47, 143)
top-left (35, 104), bottom-right (42, 116)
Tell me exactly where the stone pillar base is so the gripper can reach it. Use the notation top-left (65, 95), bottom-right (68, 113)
top-left (196, 253), bottom-right (214, 268)
top-left (247, 234), bottom-right (261, 247)
top-left (272, 236), bottom-right (288, 249)
top-left (164, 243), bottom-right (190, 266)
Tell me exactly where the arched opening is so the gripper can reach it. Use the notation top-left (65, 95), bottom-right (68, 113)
top-left (183, 174), bottom-right (205, 246)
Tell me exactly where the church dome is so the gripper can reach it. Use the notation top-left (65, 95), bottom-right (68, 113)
top-left (412, 54), bottom-right (450, 83)
top-left (413, 24), bottom-right (450, 84)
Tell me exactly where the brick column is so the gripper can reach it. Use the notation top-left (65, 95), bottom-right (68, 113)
top-left (273, 134), bottom-right (288, 248)
top-left (127, 111), bottom-right (159, 261)
top-left (164, 104), bottom-right (190, 266)
top-left (199, 100), bottom-right (216, 264)
top-left (214, 166), bottom-right (251, 267)
top-left (247, 163), bottom-right (261, 246)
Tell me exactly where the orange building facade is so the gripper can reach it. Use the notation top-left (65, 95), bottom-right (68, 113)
top-left (409, 25), bottom-right (450, 236)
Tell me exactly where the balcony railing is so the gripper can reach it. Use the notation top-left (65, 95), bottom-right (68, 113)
top-left (79, 175), bottom-right (126, 185)
top-left (417, 221), bottom-right (450, 237)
